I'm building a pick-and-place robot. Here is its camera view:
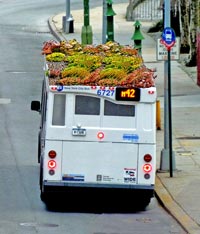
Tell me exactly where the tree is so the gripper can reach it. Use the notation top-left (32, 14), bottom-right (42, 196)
top-left (126, 0), bottom-right (199, 66)
top-left (184, 0), bottom-right (198, 66)
top-left (197, 0), bottom-right (200, 85)
top-left (164, 0), bottom-right (198, 66)
top-left (179, 0), bottom-right (190, 53)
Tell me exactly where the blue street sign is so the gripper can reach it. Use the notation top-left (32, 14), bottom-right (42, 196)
top-left (162, 27), bottom-right (176, 44)
top-left (161, 27), bottom-right (176, 50)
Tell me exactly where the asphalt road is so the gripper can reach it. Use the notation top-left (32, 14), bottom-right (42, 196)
top-left (0, 0), bottom-right (186, 233)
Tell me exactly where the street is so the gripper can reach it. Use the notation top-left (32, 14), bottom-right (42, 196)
top-left (0, 0), bottom-right (187, 233)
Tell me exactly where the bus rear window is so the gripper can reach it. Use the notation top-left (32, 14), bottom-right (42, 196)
top-left (75, 95), bottom-right (100, 115)
top-left (52, 94), bottom-right (66, 126)
top-left (104, 100), bottom-right (135, 117)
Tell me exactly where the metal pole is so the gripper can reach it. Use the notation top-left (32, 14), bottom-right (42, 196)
top-left (102, 0), bottom-right (107, 43)
top-left (160, 0), bottom-right (175, 174)
top-left (167, 49), bottom-right (173, 177)
top-left (66, 0), bottom-right (70, 19)
top-left (164, 0), bottom-right (170, 149)
top-left (62, 0), bottom-right (74, 33)
top-left (162, 0), bottom-right (170, 165)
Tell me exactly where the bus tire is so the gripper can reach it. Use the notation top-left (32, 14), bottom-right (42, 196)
top-left (139, 197), bottom-right (151, 210)
top-left (38, 131), bottom-right (41, 163)
top-left (40, 191), bottom-right (45, 202)
top-left (39, 164), bottom-right (46, 202)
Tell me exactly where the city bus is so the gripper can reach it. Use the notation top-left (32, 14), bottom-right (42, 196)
top-left (31, 78), bottom-right (157, 210)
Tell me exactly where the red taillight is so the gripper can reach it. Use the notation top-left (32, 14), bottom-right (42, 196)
top-left (148, 90), bottom-right (155, 94)
top-left (97, 131), bottom-right (104, 140)
top-left (48, 160), bottom-right (56, 169)
top-left (51, 86), bottom-right (57, 91)
top-left (48, 150), bottom-right (57, 158)
top-left (143, 164), bottom-right (152, 173)
top-left (144, 154), bottom-right (152, 162)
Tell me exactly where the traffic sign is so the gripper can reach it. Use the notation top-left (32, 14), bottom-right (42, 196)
top-left (161, 27), bottom-right (176, 50)
top-left (157, 37), bottom-right (180, 61)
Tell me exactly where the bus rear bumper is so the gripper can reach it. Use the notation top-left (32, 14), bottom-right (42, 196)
top-left (41, 181), bottom-right (155, 209)
top-left (43, 180), bottom-right (154, 195)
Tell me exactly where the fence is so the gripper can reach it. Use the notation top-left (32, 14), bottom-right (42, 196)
top-left (126, 0), bottom-right (163, 21)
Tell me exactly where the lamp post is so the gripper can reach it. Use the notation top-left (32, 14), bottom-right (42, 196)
top-left (81, 0), bottom-right (93, 45)
top-left (131, 20), bottom-right (144, 55)
top-left (106, 0), bottom-right (116, 42)
top-left (102, 0), bottom-right (107, 43)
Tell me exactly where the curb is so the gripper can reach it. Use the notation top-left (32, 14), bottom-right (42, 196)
top-left (155, 176), bottom-right (200, 234)
top-left (48, 16), bottom-right (65, 42)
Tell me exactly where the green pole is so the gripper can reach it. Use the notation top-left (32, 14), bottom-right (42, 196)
top-left (84, 0), bottom-right (89, 26)
top-left (107, 16), bottom-right (114, 41)
top-left (106, 0), bottom-right (116, 42)
top-left (81, 0), bottom-right (93, 45)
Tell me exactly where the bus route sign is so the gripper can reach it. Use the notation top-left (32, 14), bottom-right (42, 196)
top-left (161, 27), bottom-right (176, 51)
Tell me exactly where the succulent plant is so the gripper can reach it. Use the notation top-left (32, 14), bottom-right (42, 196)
top-left (42, 39), bottom-right (156, 87)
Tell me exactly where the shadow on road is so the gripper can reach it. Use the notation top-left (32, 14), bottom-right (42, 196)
top-left (44, 191), bottom-right (151, 214)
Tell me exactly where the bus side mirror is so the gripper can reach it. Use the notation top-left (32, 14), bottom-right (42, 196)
top-left (31, 101), bottom-right (41, 112)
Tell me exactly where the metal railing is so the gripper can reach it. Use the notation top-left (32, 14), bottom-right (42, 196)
top-left (126, 0), bottom-right (163, 21)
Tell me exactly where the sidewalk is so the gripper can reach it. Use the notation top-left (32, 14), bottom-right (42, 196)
top-left (48, 4), bottom-right (200, 233)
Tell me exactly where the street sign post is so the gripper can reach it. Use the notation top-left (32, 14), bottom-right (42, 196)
top-left (161, 27), bottom-right (176, 177)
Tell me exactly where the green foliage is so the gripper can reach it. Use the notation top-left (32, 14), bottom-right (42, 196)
top-left (100, 68), bottom-right (127, 80)
top-left (66, 54), bottom-right (102, 72)
top-left (103, 55), bottom-right (143, 73)
top-left (44, 40), bottom-right (155, 87)
top-left (61, 67), bottom-right (90, 79)
top-left (46, 52), bottom-right (66, 62)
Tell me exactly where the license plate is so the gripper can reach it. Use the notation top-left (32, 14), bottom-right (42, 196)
top-left (72, 128), bottom-right (86, 136)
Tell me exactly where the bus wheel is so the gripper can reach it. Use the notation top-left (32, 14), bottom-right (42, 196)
top-left (38, 131), bottom-right (41, 163)
top-left (139, 197), bottom-right (151, 211)
top-left (40, 191), bottom-right (46, 202)
top-left (39, 165), bottom-right (46, 202)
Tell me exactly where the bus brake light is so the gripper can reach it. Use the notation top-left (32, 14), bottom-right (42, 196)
top-left (48, 160), bottom-right (56, 169)
top-left (143, 164), bottom-right (152, 173)
top-left (97, 132), bottom-right (104, 140)
top-left (148, 90), bottom-right (155, 95)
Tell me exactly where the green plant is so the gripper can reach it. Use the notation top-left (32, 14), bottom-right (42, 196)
top-left (46, 52), bottom-right (66, 62)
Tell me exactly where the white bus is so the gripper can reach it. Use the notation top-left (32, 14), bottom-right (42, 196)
top-left (31, 79), bottom-right (157, 209)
